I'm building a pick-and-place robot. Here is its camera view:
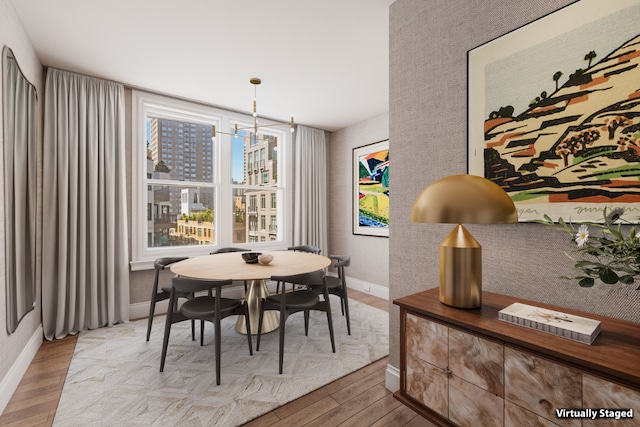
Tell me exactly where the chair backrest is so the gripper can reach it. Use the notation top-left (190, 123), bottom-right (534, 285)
top-left (272, 269), bottom-right (325, 288)
top-left (171, 276), bottom-right (233, 294)
top-left (329, 255), bottom-right (350, 268)
top-left (154, 257), bottom-right (189, 271)
top-left (287, 245), bottom-right (321, 254)
top-left (210, 247), bottom-right (251, 255)
top-left (153, 257), bottom-right (189, 288)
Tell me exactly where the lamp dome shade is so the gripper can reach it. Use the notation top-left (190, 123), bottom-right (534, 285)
top-left (410, 174), bottom-right (518, 224)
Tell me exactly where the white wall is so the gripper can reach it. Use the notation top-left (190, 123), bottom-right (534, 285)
top-left (0, 0), bottom-right (44, 413)
top-left (327, 113), bottom-right (389, 300)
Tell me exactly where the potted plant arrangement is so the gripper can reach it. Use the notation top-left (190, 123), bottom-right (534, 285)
top-left (539, 208), bottom-right (640, 288)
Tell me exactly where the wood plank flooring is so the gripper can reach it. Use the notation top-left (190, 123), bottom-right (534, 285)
top-left (0, 289), bottom-right (430, 427)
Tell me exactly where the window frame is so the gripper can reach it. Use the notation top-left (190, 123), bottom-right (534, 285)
top-left (131, 90), bottom-right (292, 270)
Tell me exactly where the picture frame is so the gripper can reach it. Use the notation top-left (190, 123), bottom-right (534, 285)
top-left (353, 139), bottom-right (389, 236)
top-left (468, 0), bottom-right (640, 222)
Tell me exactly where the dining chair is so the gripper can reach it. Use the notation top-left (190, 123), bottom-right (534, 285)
top-left (287, 245), bottom-right (320, 254)
top-left (159, 276), bottom-right (253, 385)
top-left (145, 257), bottom-right (192, 342)
top-left (317, 255), bottom-right (352, 335)
top-left (210, 247), bottom-right (252, 292)
top-left (209, 247), bottom-right (251, 255)
top-left (256, 270), bottom-right (335, 374)
top-left (276, 245), bottom-right (322, 294)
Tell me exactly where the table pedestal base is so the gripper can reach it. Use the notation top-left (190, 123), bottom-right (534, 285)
top-left (236, 279), bottom-right (279, 335)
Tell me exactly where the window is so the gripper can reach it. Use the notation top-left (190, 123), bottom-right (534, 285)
top-left (131, 91), bottom-right (292, 269)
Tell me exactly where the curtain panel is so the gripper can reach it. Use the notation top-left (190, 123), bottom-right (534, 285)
top-left (42, 69), bottom-right (129, 340)
top-left (293, 125), bottom-right (328, 255)
top-left (3, 53), bottom-right (37, 333)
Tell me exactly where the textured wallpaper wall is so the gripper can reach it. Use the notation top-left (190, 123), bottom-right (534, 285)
top-left (388, 0), bottom-right (640, 369)
top-left (327, 113), bottom-right (389, 291)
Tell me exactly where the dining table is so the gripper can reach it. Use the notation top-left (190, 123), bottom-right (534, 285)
top-left (170, 250), bottom-right (332, 334)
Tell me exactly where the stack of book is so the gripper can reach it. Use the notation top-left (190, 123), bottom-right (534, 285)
top-left (498, 302), bottom-right (601, 345)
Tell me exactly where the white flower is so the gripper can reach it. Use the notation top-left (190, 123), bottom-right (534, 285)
top-left (575, 224), bottom-right (589, 247)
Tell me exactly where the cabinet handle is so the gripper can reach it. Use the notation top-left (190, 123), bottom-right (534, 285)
top-left (437, 366), bottom-right (452, 377)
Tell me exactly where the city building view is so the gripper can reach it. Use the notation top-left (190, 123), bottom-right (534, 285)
top-left (146, 117), bottom-right (279, 248)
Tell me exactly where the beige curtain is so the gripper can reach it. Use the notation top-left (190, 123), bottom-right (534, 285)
top-left (3, 50), bottom-right (37, 334)
top-left (42, 69), bottom-right (129, 340)
top-left (293, 125), bottom-right (328, 255)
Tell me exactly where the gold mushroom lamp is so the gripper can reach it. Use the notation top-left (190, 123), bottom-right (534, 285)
top-left (410, 174), bottom-right (518, 309)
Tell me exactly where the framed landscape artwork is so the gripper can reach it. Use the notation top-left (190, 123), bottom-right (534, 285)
top-left (468, 0), bottom-right (640, 222)
top-left (353, 140), bottom-right (389, 236)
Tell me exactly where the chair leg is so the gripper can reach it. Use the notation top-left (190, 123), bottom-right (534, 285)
top-left (191, 293), bottom-right (196, 341)
top-left (244, 302), bottom-right (253, 355)
top-left (304, 310), bottom-right (310, 336)
top-left (343, 295), bottom-right (351, 336)
top-left (159, 295), bottom-right (176, 372)
top-left (146, 296), bottom-right (157, 342)
top-left (256, 299), bottom-right (265, 351)
top-left (278, 309), bottom-right (286, 374)
top-left (324, 291), bottom-right (336, 353)
top-left (215, 311), bottom-right (221, 386)
top-left (200, 320), bottom-right (205, 346)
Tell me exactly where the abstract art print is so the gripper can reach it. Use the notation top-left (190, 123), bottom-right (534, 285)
top-left (468, 0), bottom-right (640, 222)
top-left (353, 140), bottom-right (389, 236)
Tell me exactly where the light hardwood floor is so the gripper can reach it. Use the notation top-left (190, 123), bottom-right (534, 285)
top-left (0, 289), bottom-right (429, 427)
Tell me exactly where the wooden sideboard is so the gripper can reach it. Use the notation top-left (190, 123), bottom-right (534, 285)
top-left (393, 288), bottom-right (640, 427)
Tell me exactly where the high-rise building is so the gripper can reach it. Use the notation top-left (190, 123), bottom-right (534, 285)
top-left (244, 133), bottom-right (278, 243)
top-left (148, 118), bottom-right (214, 215)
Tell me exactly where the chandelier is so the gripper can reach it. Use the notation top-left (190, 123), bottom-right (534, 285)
top-left (213, 78), bottom-right (294, 143)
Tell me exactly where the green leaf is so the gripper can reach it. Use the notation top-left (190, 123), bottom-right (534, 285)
top-left (620, 275), bottom-right (635, 285)
top-left (579, 277), bottom-right (595, 287)
top-left (608, 228), bottom-right (624, 241)
top-left (599, 268), bottom-right (619, 284)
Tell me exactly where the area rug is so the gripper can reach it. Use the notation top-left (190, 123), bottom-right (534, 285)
top-left (53, 299), bottom-right (389, 426)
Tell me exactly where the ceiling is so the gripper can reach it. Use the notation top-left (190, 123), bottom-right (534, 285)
top-left (9, 0), bottom-right (393, 132)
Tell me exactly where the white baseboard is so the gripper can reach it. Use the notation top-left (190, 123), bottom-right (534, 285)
top-left (385, 363), bottom-right (400, 392)
top-left (342, 276), bottom-right (389, 300)
top-left (0, 325), bottom-right (43, 414)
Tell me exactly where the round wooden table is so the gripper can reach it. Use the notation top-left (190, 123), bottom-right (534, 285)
top-left (170, 250), bottom-right (331, 334)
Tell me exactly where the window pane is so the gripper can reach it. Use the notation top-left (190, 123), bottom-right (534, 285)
top-left (231, 188), bottom-right (280, 244)
top-left (148, 117), bottom-right (213, 183)
top-left (231, 187), bottom-right (246, 244)
top-left (148, 185), bottom-right (215, 247)
top-left (232, 131), bottom-right (278, 186)
top-left (231, 129), bottom-right (247, 184)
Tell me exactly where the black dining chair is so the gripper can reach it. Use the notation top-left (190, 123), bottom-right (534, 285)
top-left (287, 245), bottom-right (320, 254)
top-left (210, 247), bottom-right (251, 255)
top-left (256, 270), bottom-right (335, 374)
top-left (310, 255), bottom-right (352, 335)
top-left (276, 245), bottom-right (322, 294)
top-left (145, 257), bottom-right (192, 342)
top-left (159, 276), bottom-right (253, 385)
top-left (210, 247), bottom-right (252, 292)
